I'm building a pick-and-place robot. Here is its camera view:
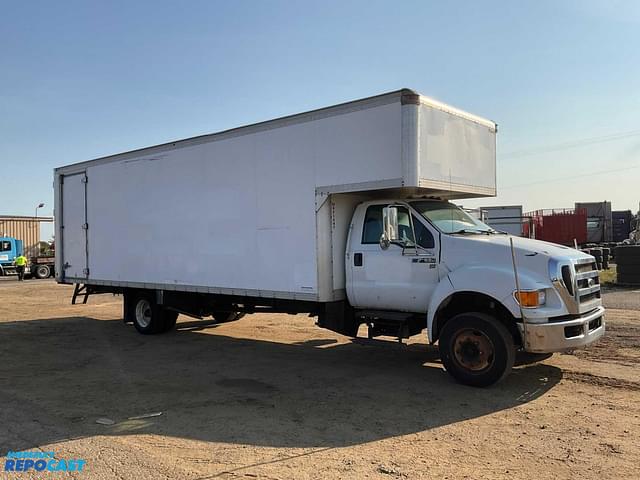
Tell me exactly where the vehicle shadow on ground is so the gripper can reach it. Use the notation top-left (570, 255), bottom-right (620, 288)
top-left (0, 316), bottom-right (561, 452)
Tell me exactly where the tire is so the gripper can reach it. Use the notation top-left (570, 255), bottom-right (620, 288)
top-left (130, 292), bottom-right (177, 334)
top-left (617, 273), bottom-right (640, 285)
top-left (616, 253), bottom-right (640, 265)
top-left (163, 310), bottom-right (179, 331)
top-left (213, 312), bottom-right (245, 323)
top-left (615, 246), bottom-right (640, 264)
top-left (617, 264), bottom-right (640, 275)
top-left (34, 264), bottom-right (50, 279)
top-left (439, 312), bottom-right (515, 387)
top-left (616, 257), bottom-right (640, 266)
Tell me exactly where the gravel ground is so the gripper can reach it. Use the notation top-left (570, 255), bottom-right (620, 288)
top-left (601, 285), bottom-right (640, 310)
top-left (0, 281), bottom-right (638, 479)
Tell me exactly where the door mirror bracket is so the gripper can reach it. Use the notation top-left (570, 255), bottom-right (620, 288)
top-left (379, 233), bottom-right (390, 250)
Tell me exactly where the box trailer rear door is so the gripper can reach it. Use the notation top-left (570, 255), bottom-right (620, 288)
top-left (60, 173), bottom-right (88, 280)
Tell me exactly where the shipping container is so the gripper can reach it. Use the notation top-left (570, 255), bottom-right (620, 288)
top-left (575, 201), bottom-right (612, 243)
top-left (523, 209), bottom-right (587, 246)
top-left (612, 210), bottom-right (633, 243)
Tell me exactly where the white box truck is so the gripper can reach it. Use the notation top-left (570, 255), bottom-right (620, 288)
top-left (55, 89), bottom-right (605, 386)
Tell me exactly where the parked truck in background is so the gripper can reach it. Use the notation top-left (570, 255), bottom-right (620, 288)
top-left (0, 237), bottom-right (24, 275)
top-left (54, 89), bottom-right (605, 386)
top-left (0, 236), bottom-right (55, 278)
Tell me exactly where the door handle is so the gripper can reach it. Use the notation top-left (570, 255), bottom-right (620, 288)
top-left (354, 253), bottom-right (363, 267)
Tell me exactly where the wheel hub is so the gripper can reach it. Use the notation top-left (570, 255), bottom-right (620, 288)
top-left (135, 299), bottom-right (152, 328)
top-left (453, 329), bottom-right (495, 372)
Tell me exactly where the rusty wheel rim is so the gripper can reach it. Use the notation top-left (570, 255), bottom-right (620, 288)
top-left (452, 328), bottom-right (495, 372)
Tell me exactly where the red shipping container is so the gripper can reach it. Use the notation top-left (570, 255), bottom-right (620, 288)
top-left (523, 209), bottom-right (587, 246)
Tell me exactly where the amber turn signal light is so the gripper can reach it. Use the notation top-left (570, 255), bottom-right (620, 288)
top-left (514, 290), bottom-right (546, 308)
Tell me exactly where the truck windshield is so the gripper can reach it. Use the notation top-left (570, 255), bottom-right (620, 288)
top-left (410, 201), bottom-right (496, 235)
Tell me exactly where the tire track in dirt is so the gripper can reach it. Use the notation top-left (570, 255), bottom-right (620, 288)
top-left (564, 370), bottom-right (640, 391)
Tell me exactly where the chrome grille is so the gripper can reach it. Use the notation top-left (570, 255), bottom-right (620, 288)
top-left (573, 258), bottom-right (601, 307)
top-left (550, 257), bottom-right (602, 315)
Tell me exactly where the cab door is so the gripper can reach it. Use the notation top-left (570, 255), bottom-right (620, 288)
top-left (347, 203), bottom-right (439, 313)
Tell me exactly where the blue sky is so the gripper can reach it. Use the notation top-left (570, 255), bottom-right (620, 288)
top-left (2, 0), bottom-right (639, 240)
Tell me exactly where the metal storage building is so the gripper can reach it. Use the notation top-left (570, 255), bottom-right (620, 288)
top-left (0, 215), bottom-right (54, 257)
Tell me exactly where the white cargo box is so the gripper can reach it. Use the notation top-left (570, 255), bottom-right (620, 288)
top-left (55, 89), bottom-right (496, 302)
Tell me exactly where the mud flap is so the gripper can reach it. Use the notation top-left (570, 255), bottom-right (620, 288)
top-left (316, 301), bottom-right (360, 337)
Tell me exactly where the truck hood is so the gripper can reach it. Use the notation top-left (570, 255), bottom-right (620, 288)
top-left (461, 234), bottom-right (587, 260)
top-left (441, 234), bottom-right (592, 280)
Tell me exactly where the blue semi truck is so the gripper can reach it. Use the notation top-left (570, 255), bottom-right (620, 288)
top-left (0, 236), bottom-right (55, 279)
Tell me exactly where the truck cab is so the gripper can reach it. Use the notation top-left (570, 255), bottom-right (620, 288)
top-left (345, 198), bottom-right (605, 386)
top-left (0, 236), bottom-right (55, 278)
top-left (0, 237), bottom-right (24, 276)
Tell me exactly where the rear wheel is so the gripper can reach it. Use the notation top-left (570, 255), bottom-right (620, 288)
top-left (129, 292), bottom-right (177, 334)
top-left (439, 312), bottom-right (515, 387)
top-left (163, 310), bottom-right (178, 331)
top-left (34, 264), bottom-right (51, 279)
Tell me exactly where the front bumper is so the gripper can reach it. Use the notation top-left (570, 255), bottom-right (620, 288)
top-left (518, 306), bottom-right (605, 353)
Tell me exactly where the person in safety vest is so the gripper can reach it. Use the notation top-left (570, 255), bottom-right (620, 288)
top-left (14, 254), bottom-right (27, 281)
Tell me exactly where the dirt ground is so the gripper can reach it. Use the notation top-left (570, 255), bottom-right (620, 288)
top-left (0, 279), bottom-right (638, 479)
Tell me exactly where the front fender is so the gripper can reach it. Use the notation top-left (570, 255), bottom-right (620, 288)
top-left (426, 265), bottom-right (546, 342)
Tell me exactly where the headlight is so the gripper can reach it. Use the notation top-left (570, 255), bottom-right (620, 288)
top-left (514, 289), bottom-right (546, 308)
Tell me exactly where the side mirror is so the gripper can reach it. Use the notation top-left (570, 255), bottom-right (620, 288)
top-left (380, 206), bottom-right (399, 249)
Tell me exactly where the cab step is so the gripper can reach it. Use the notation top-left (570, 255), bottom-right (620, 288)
top-left (355, 309), bottom-right (427, 343)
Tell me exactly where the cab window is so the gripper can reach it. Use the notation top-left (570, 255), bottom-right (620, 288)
top-left (396, 209), bottom-right (415, 244)
top-left (361, 205), bottom-right (434, 249)
top-left (362, 205), bottom-right (384, 244)
top-left (401, 213), bottom-right (435, 249)
top-left (413, 216), bottom-right (435, 249)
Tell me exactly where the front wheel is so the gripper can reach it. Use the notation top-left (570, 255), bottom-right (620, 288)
top-left (439, 312), bottom-right (515, 387)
